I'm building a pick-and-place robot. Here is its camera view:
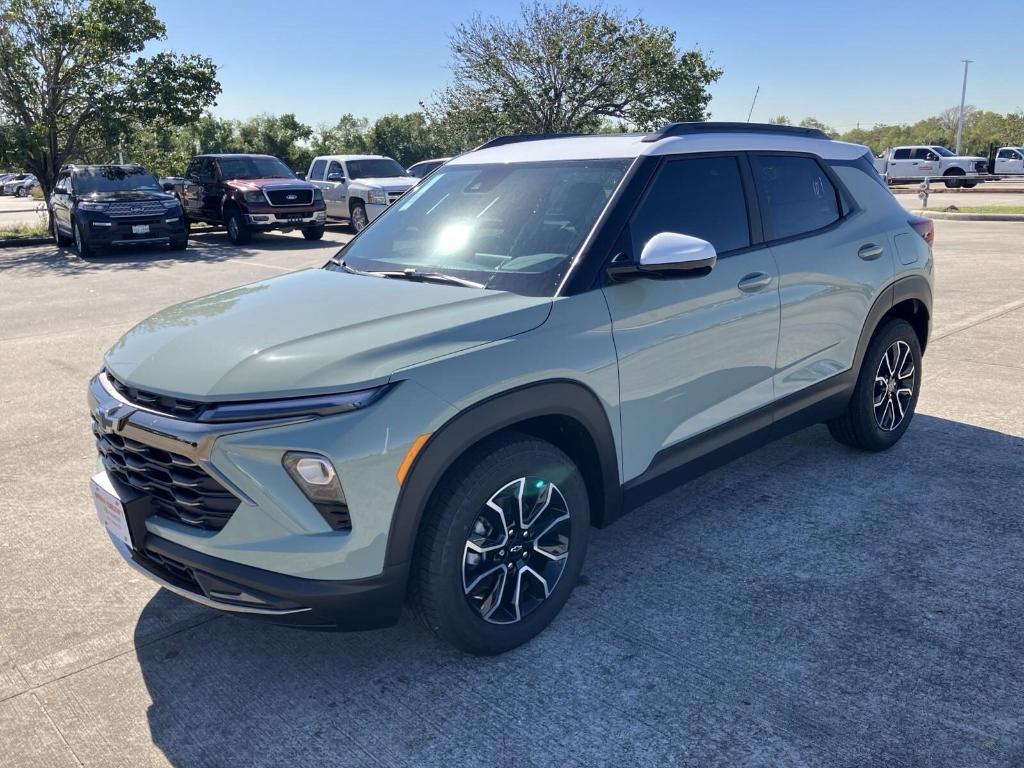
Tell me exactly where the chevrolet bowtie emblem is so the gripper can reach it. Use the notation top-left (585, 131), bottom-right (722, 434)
top-left (96, 403), bottom-right (135, 434)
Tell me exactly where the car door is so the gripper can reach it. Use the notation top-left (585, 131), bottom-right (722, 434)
top-left (750, 153), bottom-right (895, 402)
top-left (181, 159), bottom-right (204, 219)
top-left (910, 147), bottom-right (939, 178)
top-left (307, 157), bottom-right (327, 195)
top-left (323, 160), bottom-right (348, 218)
top-left (51, 173), bottom-right (71, 233)
top-left (996, 149), bottom-right (1024, 175)
top-left (886, 148), bottom-right (915, 179)
top-left (601, 154), bottom-right (781, 482)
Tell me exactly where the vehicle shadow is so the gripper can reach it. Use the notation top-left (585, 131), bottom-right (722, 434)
top-left (133, 414), bottom-right (1024, 767)
top-left (0, 226), bottom-right (351, 278)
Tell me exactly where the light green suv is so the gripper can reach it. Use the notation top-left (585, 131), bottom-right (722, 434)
top-left (88, 123), bottom-right (934, 654)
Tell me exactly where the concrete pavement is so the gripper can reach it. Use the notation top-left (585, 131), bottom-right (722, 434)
top-left (1, 221), bottom-right (1023, 767)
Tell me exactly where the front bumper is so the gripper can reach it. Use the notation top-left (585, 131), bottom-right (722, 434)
top-left (244, 209), bottom-right (327, 229)
top-left (80, 211), bottom-right (187, 246)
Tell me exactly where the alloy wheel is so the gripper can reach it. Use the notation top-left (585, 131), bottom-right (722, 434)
top-left (74, 222), bottom-right (82, 253)
top-left (462, 477), bottom-right (571, 625)
top-left (873, 340), bottom-right (915, 431)
top-left (228, 216), bottom-right (239, 239)
top-left (352, 206), bottom-right (368, 231)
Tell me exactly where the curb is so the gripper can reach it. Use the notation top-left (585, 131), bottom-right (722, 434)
top-left (0, 236), bottom-right (53, 247)
top-left (911, 210), bottom-right (1024, 222)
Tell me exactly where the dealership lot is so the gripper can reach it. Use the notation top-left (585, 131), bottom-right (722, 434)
top-left (1, 221), bottom-right (1023, 767)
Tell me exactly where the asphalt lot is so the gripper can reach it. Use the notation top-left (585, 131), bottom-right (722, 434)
top-left (1, 220), bottom-right (1023, 767)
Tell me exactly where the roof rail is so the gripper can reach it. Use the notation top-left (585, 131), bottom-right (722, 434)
top-left (642, 122), bottom-right (829, 142)
top-left (473, 133), bottom-right (586, 151)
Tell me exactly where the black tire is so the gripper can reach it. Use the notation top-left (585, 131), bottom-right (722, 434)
top-left (225, 207), bottom-right (251, 245)
top-left (411, 434), bottom-right (590, 655)
top-left (350, 201), bottom-right (368, 232)
top-left (943, 168), bottom-right (965, 188)
top-left (962, 181), bottom-right (978, 189)
top-left (52, 214), bottom-right (71, 246)
top-left (302, 225), bottom-right (325, 240)
top-left (72, 217), bottom-right (95, 258)
top-left (169, 237), bottom-right (188, 251)
top-left (828, 319), bottom-right (922, 451)
top-left (15, 186), bottom-right (27, 197)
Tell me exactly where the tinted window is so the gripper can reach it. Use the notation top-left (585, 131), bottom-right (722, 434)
top-left (893, 148), bottom-right (912, 160)
top-left (327, 161), bottom-right (344, 178)
top-left (630, 156), bottom-right (750, 256)
top-left (411, 160), bottom-right (443, 178)
top-left (217, 156), bottom-right (293, 180)
top-left (309, 159), bottom-right (327, 180)
top-left (752, 155), bottom-right (840, 240)
top-left (199, 158), bottom-right (217, 183)
top-left (911, 148), bottom-right (937, 160)
top-left (73, 166), bottom-right (162, 194)
top-left (932, 146), bottom-right (954, 157)
top-left (346, 158), bottom-right (408, 179)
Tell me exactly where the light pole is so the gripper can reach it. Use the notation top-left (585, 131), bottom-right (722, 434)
top-left (955, 59), bottom-right (972, 155)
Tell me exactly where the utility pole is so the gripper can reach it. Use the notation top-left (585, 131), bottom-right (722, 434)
top-left (955, 59), bottom-right (972, 155)
top-left (746, 86), bottom-right (759, 123)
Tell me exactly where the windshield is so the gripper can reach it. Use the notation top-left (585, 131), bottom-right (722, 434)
top-left (329, 159), bottom-right (631, 297)
top-left (218, 156), bottom-right (294, 180)
top-left (75, 167), bottom-right (161, 194)
top-left (346, 158), bottom-right (408, 179)
top-left (932, 146), bottom-right (955, 157)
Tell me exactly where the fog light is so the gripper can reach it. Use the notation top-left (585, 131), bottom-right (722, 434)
top-left (283, 452), bottom-right (350, 531)
top-left (294, 457), bottom-right (335, 485)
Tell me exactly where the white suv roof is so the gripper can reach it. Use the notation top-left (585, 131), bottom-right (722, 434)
top-left (449, 123), bottom-right (868, 166)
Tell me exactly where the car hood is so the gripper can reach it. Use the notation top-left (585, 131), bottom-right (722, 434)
top-left (104, 269), bottom-right (552, 400)
top-left (80, 191), bottom-right (176, 202)
top-left (225, 178), bottom-right (315, 191)
top-left (353, 176), bottom-right (417, 191)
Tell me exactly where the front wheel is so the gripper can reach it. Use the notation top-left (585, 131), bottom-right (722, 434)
top-left (302, 225), bottom-right (325, 240)
top-left (943, 169), bottom-right (965, 188)
top-left (225, 208), bottom-right (251, 245)
top-left (828, 318), bottom-right (922, 451)
top-left (72, 218), bottom-right (95, 258)
top-left (412, 435), bottom-right (589, 655)
top-left (350, 202), bottom-right (368, 232)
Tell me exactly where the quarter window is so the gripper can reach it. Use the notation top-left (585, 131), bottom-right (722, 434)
top-left (309, 159), bottom-right (327, 181)
top-left (629, 156), bottom-right (751, 257)
top-left (752, 155), bottom-right (840, 241)
top-left (327, 161), bottom-right (344, 179)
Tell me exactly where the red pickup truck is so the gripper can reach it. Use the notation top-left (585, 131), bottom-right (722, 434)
top-left (170, 154), bottom-right (327, 244)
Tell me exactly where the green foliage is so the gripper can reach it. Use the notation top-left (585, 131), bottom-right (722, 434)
top-left (838, 107), bottom-right (1024, 156)
top-left (767, 115), bottom-right (791, 125)
top-left (426, 1), bottom-right (722, 144)
top-left (0, 0), bottom-right (219, 202)
top-left (798, 117), bottom-right (837, 138)
top-left (366, 112), bottom-right (447, 168)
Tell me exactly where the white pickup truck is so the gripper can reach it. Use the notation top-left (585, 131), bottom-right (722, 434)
top-left (994, 146), bottom-right (1024, 175)
top-left (304, 154), bottom-right (417, 232)
top-left (874, 145), bottom-right (988, 187)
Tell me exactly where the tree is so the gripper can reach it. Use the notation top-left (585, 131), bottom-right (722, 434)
top-left (799, 117), bottom-right (837, 138)
top-left (767, 115), bottom-right (791, 125)
top-left (310, 114), bottom-right (370, 157)
top-left (366, 112), bottom-right (445, 167)
top-left (237, 113), bottom-right (312, 171)
top-left (427, 1), bottom-right (721, 143)
top-left (0, 0), bottom-right (219, 217)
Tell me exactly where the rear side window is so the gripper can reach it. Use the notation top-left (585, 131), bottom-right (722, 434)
top-left (892, 148), bottom-right (911, 160)
top-left (309, 159), bottom-right (327, 180)
top-left (630, 156), bottom-right (750, 256)
top-left (752, 155), bottom-right (840, 241)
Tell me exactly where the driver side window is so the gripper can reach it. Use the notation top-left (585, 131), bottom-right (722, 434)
top-left (327, 161), bottom-right (344, 180)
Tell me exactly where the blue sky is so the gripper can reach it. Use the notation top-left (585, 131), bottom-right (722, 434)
top-left (149, 0), bottom-right (1022, 131)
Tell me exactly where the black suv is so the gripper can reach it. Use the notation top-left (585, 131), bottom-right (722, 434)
top-left (50, 164), bottom-right (188, 257)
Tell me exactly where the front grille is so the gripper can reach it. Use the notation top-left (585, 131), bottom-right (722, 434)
top-left (136, 548), bottom-right (203, 594)
top-left (386, 191), bottom-right (405, 204)
top-left (108, 376), bottom-right (206, 420)
top-left (106, 200), bottom-right (166, 218)
top-left (92, 418), bottom-right (240, 530)
top-left (265, 188), bottom-right (314, 206)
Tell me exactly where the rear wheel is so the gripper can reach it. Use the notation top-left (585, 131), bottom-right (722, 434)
top-left (828, 319), bottom-right (921, 451)
top-left (15, 186), bottom-right (27, 197)
top-left (412, 434), bottom-right (589, 655)
top-left (350, 201), bottom-right (368, 232)
top-left (226, 208), bottom-right (251, 245)
top-left (302, 225), bottom-right (325, 240)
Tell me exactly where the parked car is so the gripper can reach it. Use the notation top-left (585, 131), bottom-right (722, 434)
top-left (50, 164), bottom-right (188, 257)
top-left (306, 154), bottom-right (417, 231)
top-left (994, 146), bottom-right (1024, 175)
top-left (1, 173), bottom-right (38, 196)
top-left (873, 145), bottom-right (987, 187)
top-left (88, 122), bottom-right (933, 654)
top-left (407, 157), bottom-right (451, 179)
top-left (168, 154), bottom-right (326, 244)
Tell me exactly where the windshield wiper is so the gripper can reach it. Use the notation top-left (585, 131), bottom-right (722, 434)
top-left (331, 260), bottom-right (483, 288)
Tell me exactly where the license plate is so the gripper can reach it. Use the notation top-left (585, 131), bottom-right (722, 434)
top-left (132, 224), bottom-right (150, 234)
top-left (90, 473), bottom-right (132, 549)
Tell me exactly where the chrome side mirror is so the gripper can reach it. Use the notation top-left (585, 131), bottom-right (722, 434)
top-left (639, 232), bottom-right (717, 274)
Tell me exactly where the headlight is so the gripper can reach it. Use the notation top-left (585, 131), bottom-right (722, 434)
top-left (243, 190), bottom-right (265, 203)
top-left (283, 452), bottom-right (350, 530)
top-left (367, 189), bottom-right (388, 205)
top-left (161, 198), bottom-right (180, 209)
top-left (197, 384), bottom-right (392, 423)
top-left (313, 188), bottom-right (323, 202)
top-left (78, 201), bottom-right (109, 212)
